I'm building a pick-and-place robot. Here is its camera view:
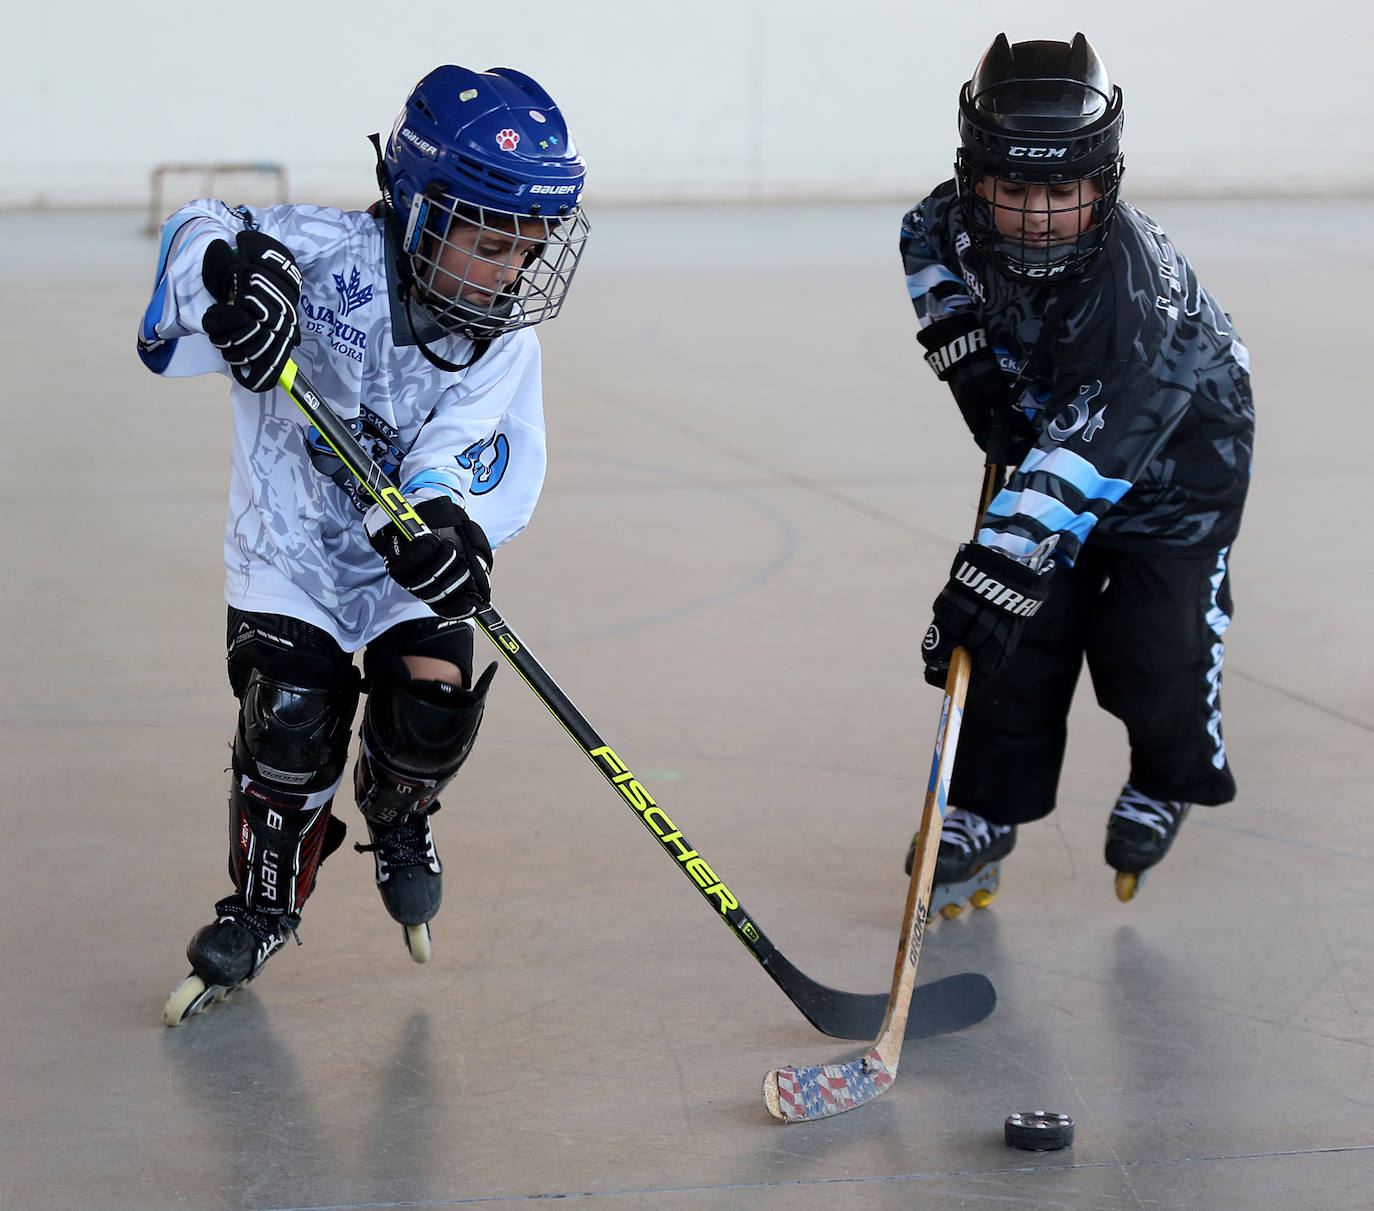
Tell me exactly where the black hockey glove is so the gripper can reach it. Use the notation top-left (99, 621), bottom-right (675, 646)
top-left (922, 542), bottom-right (1054, 689)
top-left (201, 230), bottom-right (303, 393)
top-left (917, 311), bottom-right (1034, 461)
top-left (367, 495), bottom-right (493, 621)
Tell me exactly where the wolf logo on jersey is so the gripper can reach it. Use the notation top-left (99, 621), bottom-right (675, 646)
top-left (306, 408), bottom-right (405, 513)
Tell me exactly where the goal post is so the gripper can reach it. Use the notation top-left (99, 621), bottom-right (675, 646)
top-left (146, 162), bottom-right (288, 235)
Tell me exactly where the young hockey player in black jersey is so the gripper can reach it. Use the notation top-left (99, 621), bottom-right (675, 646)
top-left (900, 33), bottom-right (1252, 911)
top-left (140, 66), bottom-right (590, 1023)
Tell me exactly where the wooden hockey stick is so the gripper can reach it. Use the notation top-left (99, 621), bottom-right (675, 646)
top-left (762, 457), bottom-right (1004, 1121)
top-left (276, 358), bottom-right (996, 1043)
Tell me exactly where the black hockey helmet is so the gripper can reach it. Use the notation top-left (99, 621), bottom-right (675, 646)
top-left (955, 33), bottom-right (1124, 279)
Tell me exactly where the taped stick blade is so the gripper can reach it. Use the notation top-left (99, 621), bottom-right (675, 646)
top-left (763, 1047), bottom-right (898, 1123)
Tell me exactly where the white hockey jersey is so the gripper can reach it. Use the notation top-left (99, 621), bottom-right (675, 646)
top-left (138, 199), bottom-right (548, 651)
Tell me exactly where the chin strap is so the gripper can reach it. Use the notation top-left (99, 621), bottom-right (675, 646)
top-left (368, 132), bottom-right (490, 374)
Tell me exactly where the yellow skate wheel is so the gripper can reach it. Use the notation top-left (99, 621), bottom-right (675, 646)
top-left (939, 903), bottom-right (964, 920)
top-left (1114, 871), bottom-right (1139, 902)
top-left (970, 888), bottom-right (997, 909)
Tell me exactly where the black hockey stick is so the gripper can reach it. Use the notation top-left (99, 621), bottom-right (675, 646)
top-left (277, 358), bottom-right (995, 1041)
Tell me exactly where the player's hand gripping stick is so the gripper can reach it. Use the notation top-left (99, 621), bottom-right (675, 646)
top-left (202, 230), bottom-right (303, 393)
top-left (365, 493), bottom-right (493, 621)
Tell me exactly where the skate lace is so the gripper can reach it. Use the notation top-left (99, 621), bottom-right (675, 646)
top-left (355, 818), bottom-right (436, 869)
top-left (215, 897), bottom-right (302, 948)
top-left (941, 809), bottom-right (1006, 855)
top-left (1112, 785), bottom-right (1188, 837)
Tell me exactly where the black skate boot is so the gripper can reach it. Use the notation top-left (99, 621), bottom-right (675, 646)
top-left (1105, 783), bottom-right (1192, 902)
top-left (162, 895), bottom-right (301, 1026)
top-left (906, 808), bottom-right (1017, 920)
top-left (355, 806), bottom-right (442, 964)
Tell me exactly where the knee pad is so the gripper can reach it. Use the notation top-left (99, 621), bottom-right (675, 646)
top-left (229, 669), bottom-right (360, 912)
top-left (236, 668), bottom-right (360, 793)
top-left (354, 662), bottom-right (497, 827)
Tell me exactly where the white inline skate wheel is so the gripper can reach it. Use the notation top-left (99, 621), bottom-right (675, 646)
top-left (404, 922), bottom-right (432, 964)
top-left (163, 974), bottom-right (210, 1026)
top-left (162, 973), bottom-right (235, 1026)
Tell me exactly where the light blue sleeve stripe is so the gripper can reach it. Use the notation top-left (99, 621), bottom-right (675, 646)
top-left (985, 487), bottom-right (1099, 545)
top-left (975, 530), bottom-right (1041, 560)
top-left (138, 215), bottom-right (210, 363)
top-left (906, 263), bottom-right (963, 300)
top-left (1017, 445), bottom-right (1132, 505)
top-left (401, 467), bottom-right (465, 504)
top-left (139, 278), bottom-right (170, 343)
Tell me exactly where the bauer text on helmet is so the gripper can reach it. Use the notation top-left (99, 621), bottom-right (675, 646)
top-left (384, 65), bottom-right (590, 338)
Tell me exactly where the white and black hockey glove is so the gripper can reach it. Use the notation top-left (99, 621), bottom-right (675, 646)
top-left (917, 311), bottom-right (1034, 462)
top-left (922, 542), bottom-right (1054, 688)
top-left (366, 494), bottom-right (493, 621)
top-left (201, 230), bottom-right (303, 393)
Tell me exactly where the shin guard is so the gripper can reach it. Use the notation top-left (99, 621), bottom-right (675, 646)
top-left (228, 669), bottom-right (359, 914)
top-left (354, 662), bottom-right (497, 827)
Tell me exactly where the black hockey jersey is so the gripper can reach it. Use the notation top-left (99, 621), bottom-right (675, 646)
top-left (900, 182), bottom-right (1253, 566)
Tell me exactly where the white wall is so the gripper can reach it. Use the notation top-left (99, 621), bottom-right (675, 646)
top-left (6, 0), bottom-right (1370, 211)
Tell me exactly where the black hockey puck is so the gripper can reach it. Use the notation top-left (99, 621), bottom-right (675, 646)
top-left (1004, 1111), bottom-right (1074, 1151)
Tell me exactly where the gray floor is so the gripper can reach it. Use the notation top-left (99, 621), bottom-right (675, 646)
top-left (2, 197), bottom-right (1372, 1211)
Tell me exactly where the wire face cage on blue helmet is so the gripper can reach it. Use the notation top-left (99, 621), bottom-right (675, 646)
top-left (955, 34), bottom-right (1124, 280)
top-left (383, 66), bottom-right (590, 339)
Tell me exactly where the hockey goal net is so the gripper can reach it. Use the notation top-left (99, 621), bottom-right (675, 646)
top-left (146, 162), bottom-right (288, 235)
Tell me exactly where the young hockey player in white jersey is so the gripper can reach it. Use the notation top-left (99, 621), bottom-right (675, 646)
top-left (139, 65), bottom-right (590, 1023)
top-left (901, 34), bottom-right (1253, 912)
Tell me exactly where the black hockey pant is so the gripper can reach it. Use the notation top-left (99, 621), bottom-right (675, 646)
top-left (948, 543), bottom-right (1237, 826)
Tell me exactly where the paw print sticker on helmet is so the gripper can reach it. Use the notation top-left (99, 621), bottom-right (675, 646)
top-left (496, 128), bottom-right (520, 151)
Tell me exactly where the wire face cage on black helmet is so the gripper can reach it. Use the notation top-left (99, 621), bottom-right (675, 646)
top-left (401, 191), bottom-right (590, 339)
top-left (955, 33), bottom-right (1124, 280)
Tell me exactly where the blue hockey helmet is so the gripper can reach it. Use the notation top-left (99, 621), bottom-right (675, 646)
top-left (955, 34), bottom-right (1124, 280)
top-left (382, 65), bottom-right (590, 338)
